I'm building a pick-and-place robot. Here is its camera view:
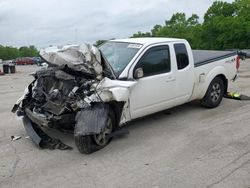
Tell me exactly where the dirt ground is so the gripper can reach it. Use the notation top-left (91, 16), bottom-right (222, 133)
top-left (0, 60), bottom-right (250, 188)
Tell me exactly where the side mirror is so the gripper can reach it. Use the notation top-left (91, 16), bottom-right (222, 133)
top-left (134, 67), bottom-right (144, 79)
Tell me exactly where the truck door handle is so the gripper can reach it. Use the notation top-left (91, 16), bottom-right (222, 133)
top-left (166, 77), bottom-right (176, 82)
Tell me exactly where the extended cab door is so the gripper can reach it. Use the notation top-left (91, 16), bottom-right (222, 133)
top-left (172, 43), bottom-right (194, 103)
top-left (129, 45), bottom-right (177, 119)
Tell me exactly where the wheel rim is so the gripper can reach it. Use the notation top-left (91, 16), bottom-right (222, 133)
top-left (210, 82), bottom-right (222, 103)
top-left (93, 117), bottom-right (112, 146)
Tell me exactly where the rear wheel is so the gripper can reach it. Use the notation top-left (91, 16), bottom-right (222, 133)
top-left (201, 77), bottom-right (224, 108)
top-left (74, 110), bottom-right (115, 154)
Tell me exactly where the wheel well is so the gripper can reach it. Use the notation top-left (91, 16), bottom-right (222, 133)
top-left (216, 74), bottom-right (228, 95)
top-left (108, 101), bottom-right (125, 129)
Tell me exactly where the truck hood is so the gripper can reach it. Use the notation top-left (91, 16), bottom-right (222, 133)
top-left (40, 44), bottom-right (116, 80)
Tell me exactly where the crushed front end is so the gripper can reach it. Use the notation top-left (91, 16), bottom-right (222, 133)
top-left (12, 44), bottom-right (135, 153)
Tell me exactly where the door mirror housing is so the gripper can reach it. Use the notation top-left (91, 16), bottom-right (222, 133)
top-left (134, 67), bottom-right (144, 79)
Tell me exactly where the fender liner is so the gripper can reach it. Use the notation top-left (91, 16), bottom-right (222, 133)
top-left (74, 103), bottom-right (109, 136)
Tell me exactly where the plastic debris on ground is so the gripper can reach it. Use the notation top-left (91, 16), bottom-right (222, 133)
top-left (11, 136), bottom-right (22, 141)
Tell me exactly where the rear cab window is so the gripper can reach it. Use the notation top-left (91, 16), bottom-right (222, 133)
top-left (174, 43), bottom-right (189, 70)
top-left (134, 45), bottom-right (171, 78)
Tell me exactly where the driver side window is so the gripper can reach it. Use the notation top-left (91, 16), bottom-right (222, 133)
top-left (135, 46), bottom-right (170, 78)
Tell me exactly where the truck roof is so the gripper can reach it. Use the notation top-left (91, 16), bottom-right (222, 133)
top-left (111, 37), bottom-right (184, 45)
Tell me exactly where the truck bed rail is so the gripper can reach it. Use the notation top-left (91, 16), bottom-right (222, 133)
top-left (193, 50), bottom-right (237, 67)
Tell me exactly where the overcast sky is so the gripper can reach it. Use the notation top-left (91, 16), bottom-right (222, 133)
top-left (0, 0), bottom-right (234, 48)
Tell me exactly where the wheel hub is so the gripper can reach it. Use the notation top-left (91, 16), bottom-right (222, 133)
top-left (210, 83), bottom-right (221, 103)
top-left (93, 117), bottom-right (112, 146)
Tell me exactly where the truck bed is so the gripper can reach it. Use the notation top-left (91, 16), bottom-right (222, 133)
top-left (193, 50), bottom-right (237, 67)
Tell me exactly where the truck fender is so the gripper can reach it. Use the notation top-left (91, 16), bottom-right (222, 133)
top-left (200, 66), bottom-right (228, 99)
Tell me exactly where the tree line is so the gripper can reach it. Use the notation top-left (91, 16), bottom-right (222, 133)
top-left (0, 45), bottom-right (39, 61)
top-left (131, 0), bottom-right (250, 50)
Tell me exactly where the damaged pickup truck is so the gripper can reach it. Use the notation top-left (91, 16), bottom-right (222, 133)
top-left (12, 38), bottom-right (240, 154)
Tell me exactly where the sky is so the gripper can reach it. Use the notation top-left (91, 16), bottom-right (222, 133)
top-left (0, 0), bottom-right (234, 48)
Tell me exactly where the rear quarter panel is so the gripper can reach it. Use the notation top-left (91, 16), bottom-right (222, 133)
top-left (190, 55), bottom-right (238, 100)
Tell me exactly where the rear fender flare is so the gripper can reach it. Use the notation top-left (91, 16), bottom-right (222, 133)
top-left (200, 66), bottom-right (228, 99)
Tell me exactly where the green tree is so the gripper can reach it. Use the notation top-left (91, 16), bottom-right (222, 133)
top-left (151, 25), bottom-right (162, 36)
top-left (130, 0), bottom-right (250, 50)
top-left (19, 46), bottom-right (38, 57)
top-left (201, 0), bottom-right (250, 49)
top-left (204, 1), bottom-right (235, 23)
top-left (0, 45), bottom-right (39, 60)
top-left (0, 45), bottom-right (19, 60)
top-left (187, 14), bottom-right (199, 26)
top-left (151, 13), bottom-right (201, 48)
top-left (94, 40), bottom-right (107, 47)
top-left (131, 31), bottom-right (151, 38)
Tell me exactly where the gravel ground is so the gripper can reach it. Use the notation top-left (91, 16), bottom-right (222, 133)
top-left (0, 61), bottom-right (250, 188)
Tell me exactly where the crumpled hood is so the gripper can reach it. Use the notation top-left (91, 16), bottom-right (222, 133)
top-left (40, 44), bottom-right (103, 79)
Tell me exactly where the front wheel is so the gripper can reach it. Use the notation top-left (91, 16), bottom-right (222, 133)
top-left (200, 77), bottom-right (224, 108)
top-left (74, 111), bottom-right (115, 154)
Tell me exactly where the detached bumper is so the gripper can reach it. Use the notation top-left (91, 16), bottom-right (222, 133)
top-left (22, 115), bottom-right (42, 147)
top-left (22, 115), bottom-right (73, 150)
top-left (24, 107), bottom-right (75, 129)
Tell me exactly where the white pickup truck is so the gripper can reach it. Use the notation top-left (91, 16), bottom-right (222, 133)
top-left (13, 38), bottom-right (240, 154)
top-left (101, 38), bottom-right (239, 119)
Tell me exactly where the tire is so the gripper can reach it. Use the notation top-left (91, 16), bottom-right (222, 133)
top-left (201, 77), bottom-right (224, 108)
top-left (74, 110), bottom-right (115, 154)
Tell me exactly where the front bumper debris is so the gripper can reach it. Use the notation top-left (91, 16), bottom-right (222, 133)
top-left (23, 115), bottom-right (42, 146)
top-left (23, 115), bottom-right (72, 150)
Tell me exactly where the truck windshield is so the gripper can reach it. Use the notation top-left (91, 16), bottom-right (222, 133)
top-left (99, 42), bottom-right (142, 76)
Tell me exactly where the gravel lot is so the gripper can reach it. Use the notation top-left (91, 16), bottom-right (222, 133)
top-left (0, 61), bottom-right (250, 188)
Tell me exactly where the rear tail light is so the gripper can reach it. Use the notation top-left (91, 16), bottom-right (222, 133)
top-left (236, 55), bottom-right (240, 70)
